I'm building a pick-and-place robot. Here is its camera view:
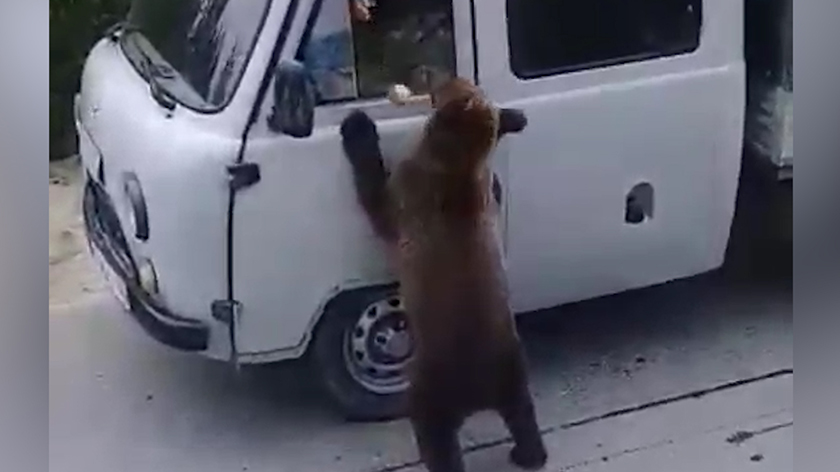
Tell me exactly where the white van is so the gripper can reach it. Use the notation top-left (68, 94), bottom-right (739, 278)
top-left (75, 0), bottom-right (791, 420)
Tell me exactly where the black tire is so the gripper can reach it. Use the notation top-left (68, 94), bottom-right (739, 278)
top-left (311, 285), bottom-right (410, 422)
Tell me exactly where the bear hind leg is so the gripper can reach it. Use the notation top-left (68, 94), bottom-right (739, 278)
top-left (497, 356), bottom-right (548, 470)
top-left (409, 413), bottom-right (465, 472)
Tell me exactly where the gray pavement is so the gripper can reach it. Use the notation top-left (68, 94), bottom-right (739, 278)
top-left (49, 265), bottom-right (792, 472)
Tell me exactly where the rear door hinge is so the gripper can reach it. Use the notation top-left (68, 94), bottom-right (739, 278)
top-left (212, 299), bottom-right (243, 370)
top-left (211, 299), bottom-right (241, 324)
top-left (227, 162), bottom-right (261, 191)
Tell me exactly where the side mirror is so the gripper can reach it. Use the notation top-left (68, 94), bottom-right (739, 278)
top-left (268, 60), bottom-right (316, 138)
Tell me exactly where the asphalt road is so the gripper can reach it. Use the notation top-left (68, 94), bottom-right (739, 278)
top-left (49, 262), bottom-right (791, 472)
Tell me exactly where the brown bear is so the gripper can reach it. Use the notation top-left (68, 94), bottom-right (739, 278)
top-left (339, 77), bottom-right (547, 472)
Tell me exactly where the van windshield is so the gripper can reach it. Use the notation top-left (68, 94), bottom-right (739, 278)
top-left (120, 0), bottom-right (273, 112)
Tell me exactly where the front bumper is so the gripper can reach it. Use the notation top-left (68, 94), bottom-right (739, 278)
top-left (82, 175), bottom-right (209, 351)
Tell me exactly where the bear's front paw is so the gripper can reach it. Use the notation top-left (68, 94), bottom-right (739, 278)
top-left (340, 110), bottom-right (379, 144)
top-left (509, 443), bottom-right (548, 471)
top-left (340, 110), bottom-right (383, 169)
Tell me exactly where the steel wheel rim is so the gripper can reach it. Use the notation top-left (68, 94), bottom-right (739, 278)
top-left (342, 295), bottom-right (412, 395)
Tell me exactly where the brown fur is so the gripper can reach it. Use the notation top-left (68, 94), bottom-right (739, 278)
top-left (340, 78), bottom-right (546, 472)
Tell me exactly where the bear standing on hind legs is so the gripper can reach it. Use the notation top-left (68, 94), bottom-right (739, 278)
top-left (339, 78), bottom-right (547, 472)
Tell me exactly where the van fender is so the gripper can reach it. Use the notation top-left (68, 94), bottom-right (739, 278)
top-left (235, 278), bottom-right (398, 364)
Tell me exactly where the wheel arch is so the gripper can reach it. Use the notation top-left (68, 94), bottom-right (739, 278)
top-left (235, 279), bottom-right (399, 364)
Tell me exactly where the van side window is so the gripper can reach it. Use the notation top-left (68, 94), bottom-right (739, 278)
top-left (299, 0), bottom-right (456, 104)
top-left (506, 0), bottom-right (702, 78)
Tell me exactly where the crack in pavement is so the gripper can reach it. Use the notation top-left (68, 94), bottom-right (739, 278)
top-left (555, 368), bottom-right (792, 432)
top-left (555, 436), bottom-right (676, 471)
top-left (725, 421), bottom-right (794, 446)
top-left (368, 367), bottom-right (793, 472)
top-left (554, 409), bottom-right (791, 471)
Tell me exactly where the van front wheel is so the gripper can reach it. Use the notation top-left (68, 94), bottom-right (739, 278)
top-left (311, 287), bottom-right (411, 422)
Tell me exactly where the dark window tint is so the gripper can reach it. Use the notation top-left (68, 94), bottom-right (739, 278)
top-left (506, 0), bottom-right (702, 78)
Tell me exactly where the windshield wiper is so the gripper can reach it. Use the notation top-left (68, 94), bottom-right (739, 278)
top-left (105, 21), bottom-right (145, 43)
top-left (136, 48), bottom-right (178, 112)
top-left (112, 23), bottom-right (178, 112)
top-left (104, 21), bottom-right (128, 42)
